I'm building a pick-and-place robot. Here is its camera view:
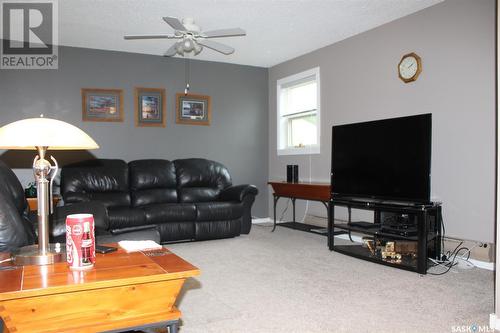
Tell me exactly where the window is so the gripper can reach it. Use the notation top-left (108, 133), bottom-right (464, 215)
top-left (277, 67), bottom-right (320, 155)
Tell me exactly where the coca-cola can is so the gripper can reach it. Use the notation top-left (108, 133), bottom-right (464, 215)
top-left (66, 213), bottom-right (95, 270)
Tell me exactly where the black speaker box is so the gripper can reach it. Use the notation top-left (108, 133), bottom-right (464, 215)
top-left (286, 165), bottom-right (293, 183)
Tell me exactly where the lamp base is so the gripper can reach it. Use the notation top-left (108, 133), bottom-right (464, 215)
top-left (13, 244), bottom-right (65, 266)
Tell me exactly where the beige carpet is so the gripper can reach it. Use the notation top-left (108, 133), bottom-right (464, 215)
top-left (168, 224), bottom-right (493, 333)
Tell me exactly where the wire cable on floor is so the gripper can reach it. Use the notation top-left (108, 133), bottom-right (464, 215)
top-left (427, 213), bottom-right (475, 275)
top-left (0, 257), bottom-right (13, 264)
top-left (258, 198), bottom-right (291, 229)
top-left (278, 198), bottom-right (291, 224)
top-left (428, 237), bottom-right (476, 275)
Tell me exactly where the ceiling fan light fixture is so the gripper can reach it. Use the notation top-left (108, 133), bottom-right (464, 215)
top-left (125, 16), bottom-right (245, 57)
top-left (193, 43), bottom-right (203, 55)
top-left (176, 41), bottom-right (184, 56)
top-left (183, 38), bottom-right (195, 52)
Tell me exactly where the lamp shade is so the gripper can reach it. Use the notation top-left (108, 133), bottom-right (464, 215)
top-left (0, 117), bottom-right (99, 150)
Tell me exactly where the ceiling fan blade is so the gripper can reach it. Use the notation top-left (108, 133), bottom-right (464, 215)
top-left (197, 40), bottom-right (234, 55)
top-left (202, 28), bottom-right (246, 38)
top-left (164, 43), bottom-right (178, 57)
top-left (163, 17), bottom-right (187, 31)
top-left (124, 34), bottom-right (176, 40)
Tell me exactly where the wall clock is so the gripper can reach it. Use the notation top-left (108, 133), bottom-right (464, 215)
top-left (398, 52), bottom-right (422, 83)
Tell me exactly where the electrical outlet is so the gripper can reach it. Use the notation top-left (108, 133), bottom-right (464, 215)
top-left (442, 237), bottom-right (493, 263)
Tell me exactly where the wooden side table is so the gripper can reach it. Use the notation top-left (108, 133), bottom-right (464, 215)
top-left (26, 195), bottom-right (61, 212)
top-left (0, 246), bottom-right (200, 333)
top-left (268, 181), bottom-right (348, 239)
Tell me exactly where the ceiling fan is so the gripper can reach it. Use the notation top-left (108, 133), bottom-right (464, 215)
top-left (124, 17), bottom-right (246, 57)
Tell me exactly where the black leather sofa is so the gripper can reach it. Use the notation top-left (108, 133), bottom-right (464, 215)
top-left (60, 158), bottom-right (258, 243)
top-left (0, 159), bottom-right (163, 253)
top-left (0, 160), bottom-right (120, 252)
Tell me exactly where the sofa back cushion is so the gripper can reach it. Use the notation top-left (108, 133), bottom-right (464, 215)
top-left (174, 158), bottom-right (232, 203)
top-left (129, 159), bottom-right (177, 207)
top-left (61, 159), bottom-right (130, 208)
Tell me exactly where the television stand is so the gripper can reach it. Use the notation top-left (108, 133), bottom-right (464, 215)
top-left (328, 198), bottom-right (441, 274)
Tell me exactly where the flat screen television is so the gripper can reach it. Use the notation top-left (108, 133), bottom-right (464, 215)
top-left (331, 113), bottom-right (431, 204)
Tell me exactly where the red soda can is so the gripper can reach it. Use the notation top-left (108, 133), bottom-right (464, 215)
top-left (66, 214), bottom-right (95, 270)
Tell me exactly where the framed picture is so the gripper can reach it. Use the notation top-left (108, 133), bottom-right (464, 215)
top-left (176, 93), bottom-right (211, 126)
top-left (82, 88), bottom-right (124, 122)
top-left (135, 87), bottom-right (166, 127)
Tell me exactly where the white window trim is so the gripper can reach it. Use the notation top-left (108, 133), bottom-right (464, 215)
top-left (276, 67), bottom-right (320, 156)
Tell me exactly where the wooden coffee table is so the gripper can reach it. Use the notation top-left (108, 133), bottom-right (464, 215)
top-left (0, 246), bottom-right (199, 333)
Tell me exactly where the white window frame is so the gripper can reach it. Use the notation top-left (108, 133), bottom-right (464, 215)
top-left (276, 67), bottom-right (320, 156)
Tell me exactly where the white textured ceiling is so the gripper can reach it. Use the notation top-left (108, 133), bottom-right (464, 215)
top-left (60, 0), bottom-right (444, 68)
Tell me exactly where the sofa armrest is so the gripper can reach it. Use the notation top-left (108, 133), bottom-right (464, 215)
top-left (49, 201), bottom-right (110, 243)
top-left (218, 184), bottom-right (259, 202)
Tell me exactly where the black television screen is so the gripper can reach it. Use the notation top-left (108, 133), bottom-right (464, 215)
top-left (331, 113), bottom-right (431, 204)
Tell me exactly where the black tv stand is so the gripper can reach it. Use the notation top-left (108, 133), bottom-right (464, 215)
top-left (328, 198), bottom-right (441, 274)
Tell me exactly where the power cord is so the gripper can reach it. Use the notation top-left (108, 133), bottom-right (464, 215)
top-left (0, 257), bottom-right (13, 264)
top-left (429, 240), bottom-right (474, 275)
top-left (299, 147), bottom-right (313, 223)
top-left (257, 198), bottom-right (291, 229)
top-left (278, 198), bottom-right (291, 224)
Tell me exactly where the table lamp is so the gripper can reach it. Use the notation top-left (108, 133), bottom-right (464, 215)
top-left (0, 116), bottom-right (99, 265)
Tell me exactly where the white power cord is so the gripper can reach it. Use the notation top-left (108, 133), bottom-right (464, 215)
top-left (0, 257), bottom-right (13, 264)
top-left (454, 243), bottom-right (481, 270)
top-left (299, 146), bottom-right (313, 223)
top-left (429, 258), bottom-right (459, 274)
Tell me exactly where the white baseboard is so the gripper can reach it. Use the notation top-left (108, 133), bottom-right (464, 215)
top-left (490, 314), bottom-right (500, 330)
top-left (468, 258), bottom-right (494, 271)
top-left (252, 217), bottom-right (272, 224)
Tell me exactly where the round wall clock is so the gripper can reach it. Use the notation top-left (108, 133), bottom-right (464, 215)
top-left (398, 52), bottom-right (422, 83)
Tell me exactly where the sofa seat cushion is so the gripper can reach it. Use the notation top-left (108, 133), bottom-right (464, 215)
top-left (143, 203), bottom-right (197, 224)
top-left (195, 202), bottom-right (243, 221)
top-left (108, 206), bottom-right (147, 230)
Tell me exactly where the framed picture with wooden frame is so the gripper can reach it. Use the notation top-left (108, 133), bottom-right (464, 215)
top-left (134, 87), bottom-right (166, 127)
top-left (82, 88), bottom-right (124, 122)
top-left (175, 93), bottom-right (211, 126)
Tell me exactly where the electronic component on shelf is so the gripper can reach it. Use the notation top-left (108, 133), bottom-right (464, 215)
top-left (394, 241), bottom-right (418, 255)
top-left (380, 226), bottom-right (418, 237)
top-left (350, 221), bottom-right (380, 229)
top-left (381, 242), bottom-right (402, 261)
top-left (362, 237), bottom-right (376, 255)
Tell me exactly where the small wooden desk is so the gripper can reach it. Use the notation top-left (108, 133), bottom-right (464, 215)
top-left (268, 181), bottom-right (337, 235)
top-left (26, 195), bottom-right (61, 212)
top-left (0, 246), bottom-right (200, 333)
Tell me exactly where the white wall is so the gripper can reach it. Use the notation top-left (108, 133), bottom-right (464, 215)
top-left (268, 0), bottom-right (495, 243)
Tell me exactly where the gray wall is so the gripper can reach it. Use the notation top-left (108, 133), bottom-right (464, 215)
top-left (268, 0), bottom-right (495, 243)
top-left (0, 46), bottom-right (269, 217)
